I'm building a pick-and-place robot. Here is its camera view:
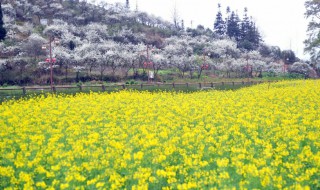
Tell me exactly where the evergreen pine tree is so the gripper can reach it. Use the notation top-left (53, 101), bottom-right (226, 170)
top-left (225, 6), bottom-right (231, 30)
top-left (0, 3), bottom-right (7, 41)
top-left (234, 11), bottom-right (241, 41)
top-left (239, 7), bottom-right (254, 50)
top-left (181, 19), bottom-right (185, 30)
top-left (248, 20), bottom-right (262, 48)
top-left (226, 6), bottom-right (231, 16)
top-left (238, 8), bottom-right (262, 51)
top-left (226, 11), bottom-right (240, 41)
top-left (126, 0), bottom-right (130, 9)
top-left (240, 8), bottom-right (250, 41)
top-left (135, 0), bottom-right (139, 12)
top-left (69, 40), bottom-right (76, 51)
top-left (214, 3), bottom-right (226, 36)
top-left (305, 0), bottom-right (320, 61)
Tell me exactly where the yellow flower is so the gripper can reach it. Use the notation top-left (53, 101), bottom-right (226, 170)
top-left (149, 176), bottom-right (157, 183)
top-left (123, 152), bottom-right (131, 160)
top-left (219, 171), bottom-right (230, 179)
top-left (216, 158), bottom-right (229, 168)
top-left (18, 172), bottom-right (33, 184)
top-left (0, 166), bottom-right (15, 177)
top-left (36, 181), bottom-right (47, 188)
top-left (134, 151), bottom-right (144, 160)
top-left (96, 182), bottom-right (105, 188)
top-left (74, 172), bottom-right (86, 182)
top-left (87, 178), bottom-right (98, 185)
top-left (35, 165), bottom-right (47, 174)
top-left (132, 184), bottom-right (149, 190)
top-left (0, 80), bottom-right (319, 189)
top-left (51, 164), bottom-right (61, 171)
top-left (60, 183), bottom-right (69, 189)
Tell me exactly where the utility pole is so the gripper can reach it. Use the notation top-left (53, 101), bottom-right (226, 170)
top-left (43, 37), bottom-right (58, 90)
top-left (49, 37), bottom-right (53, 90)
top-left (147, 45), bottom-right (150, 83)
top-left (246, 53), bottom-right (250, 82)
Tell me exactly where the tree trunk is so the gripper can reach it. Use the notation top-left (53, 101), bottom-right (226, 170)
top-left (197, 68), bottom-right (203, 79)
top-left (100, 70), bottom-right (103, 81)
top-left (65, 66), bottom-right (68, 83)
top-left (76, 71), bottom-right (80, 82)
top-left (189, 70), bottom-right (193, 79)
top-left (125, 66), bottom-right (132, 78)
top-left (19, 66), bottom-right (23, 84)
top-left (112, 66), bottom-right (116, 77)
top-left (100, 65), bottom-right (106, 81)
top-left (89, 66), bottom-right (93, 77)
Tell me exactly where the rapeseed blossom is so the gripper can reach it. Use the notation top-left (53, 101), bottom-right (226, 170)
top-left (0, 80), bottom-right (319, 189)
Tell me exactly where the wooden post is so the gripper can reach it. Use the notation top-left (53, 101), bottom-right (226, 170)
top-left (173, 83), bottom-right (175, 88)
top-left (199, 83), bottom-right (202, 89)
top-left (186, 83), bottom-right (189, 88)
top-left (102, 85), bottom-right (106, 92)
top-left (122, 84), bottom-right (126, 89)
top-left (22, 87), bottom-right (26, 95)
top-left (52, 86), bottom-right (56, 93)
top-left (211, 82), bottom-right (214, 88)
top-left (222, 82), bottom-right (224, 86)
top-left (79, 85), bottom-right (82, 91)
top-left (49, 37), bottom-right (53, 90)
top-left (232, 82), bottom-right (235, 86)
top-left (140, 84), bottom-right (143, 89)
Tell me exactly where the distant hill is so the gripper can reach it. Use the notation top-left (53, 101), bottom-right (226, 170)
top-left (1, 0), bottom-right (182, 46)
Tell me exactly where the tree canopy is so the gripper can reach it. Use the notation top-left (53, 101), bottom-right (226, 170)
top-left (213, 5), bottom-right (261, 51)
top-left (304, 0), bottom-right (320, 63)
top-left (0, 0), bottom-right (314, 85)
top-left (0, 3), bottom-right (7, 41)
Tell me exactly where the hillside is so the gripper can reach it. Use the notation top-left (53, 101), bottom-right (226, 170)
top-left (2, 0), bottom-right (178, 45)
top-left (0, 0), bottom-right (318, 85)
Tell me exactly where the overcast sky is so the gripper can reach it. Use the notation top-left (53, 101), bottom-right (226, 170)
top-left (97, 0), bottom-right (308, 59)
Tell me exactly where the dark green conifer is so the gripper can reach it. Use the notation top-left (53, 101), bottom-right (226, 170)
top-left (0, 3), bottom-right (7, 41)
top-left (214, 4), bottom-right (226, 36)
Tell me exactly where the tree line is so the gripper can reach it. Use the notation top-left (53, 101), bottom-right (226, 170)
top-left (0, 3), bottom-right (7, 41)
top-left (304, 0), bottom-right (320, 72)
top-left (0, 0), bottom-right (318, 85)
top-left (214, 4), bottom-right (261, 51)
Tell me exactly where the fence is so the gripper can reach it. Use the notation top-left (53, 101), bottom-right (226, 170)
top-left (0, 81), bottom-right (269, 102)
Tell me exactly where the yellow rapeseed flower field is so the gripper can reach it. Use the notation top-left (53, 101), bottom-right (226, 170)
top-left (0, 80), bottom-right (319, 189)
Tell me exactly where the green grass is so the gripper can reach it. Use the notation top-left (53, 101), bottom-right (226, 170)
top-left (0, 81), bottom-right (265, 103)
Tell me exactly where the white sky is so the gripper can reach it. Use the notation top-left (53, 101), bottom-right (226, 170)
top-left (97, 0), bottom-right (308, 59)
